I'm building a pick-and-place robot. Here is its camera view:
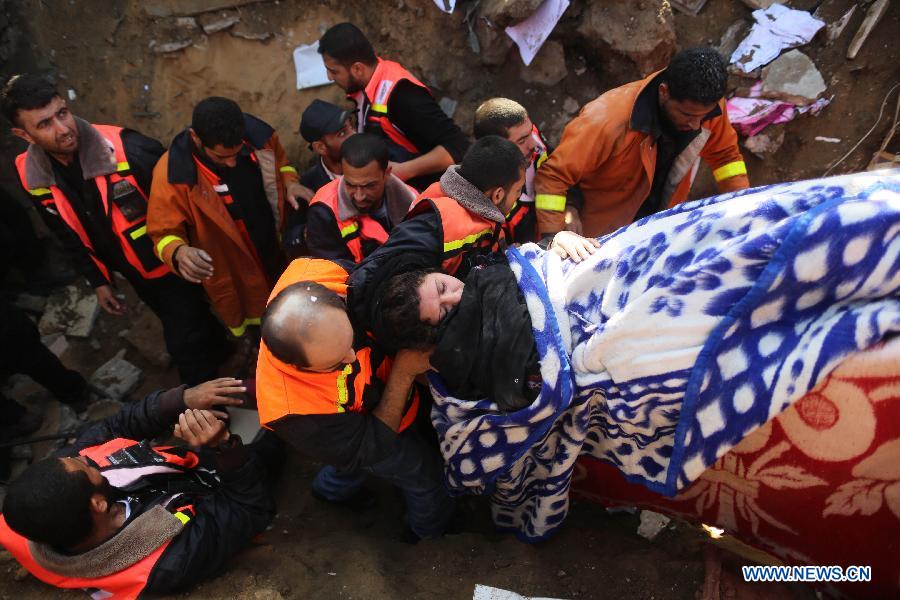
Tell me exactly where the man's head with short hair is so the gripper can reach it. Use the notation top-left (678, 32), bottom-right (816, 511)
top-left (3, 455), bottom-right (115, 549)
top-left (190, 97), bottom-right (246, 168)
top-left (261, 281), bottom-right (356, 372)
top-left (659, 47), bottom-right (727, 132)
top-left (2, 74), bottom-right (79, 157)
top-left (457, 136), bottom-right (528, 213)
top-left (340, 133), bottom-right (392, 213)
top-left (318, 23), bottom-right (377, 94)
top-left (473, 98), bottom-right (538, 159)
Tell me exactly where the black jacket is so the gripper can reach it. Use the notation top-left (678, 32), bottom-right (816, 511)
top-left (57, 388), bottom-right (275, 596)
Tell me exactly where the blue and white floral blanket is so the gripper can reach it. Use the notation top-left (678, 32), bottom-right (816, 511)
top-left (429, 171), bottom-right (900, 541)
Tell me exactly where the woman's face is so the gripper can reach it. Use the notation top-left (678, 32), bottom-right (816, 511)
top-left (417, 273), bottom-right (464, 325)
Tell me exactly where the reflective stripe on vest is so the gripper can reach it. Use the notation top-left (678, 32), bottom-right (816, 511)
top-left (255, 258), bottom-right (419, 431)
top-left (712, 160), bottom-right (747, 182)
top-left (353, 59), bottom-right (430, 156)
top-left (308, 179), bottom-right (390, 263)
top-left (14, 125), bottom-right (169, 282)
top-left (409, 185), bottom-right (505, 275)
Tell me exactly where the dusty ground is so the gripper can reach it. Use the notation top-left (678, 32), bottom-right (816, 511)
top-left (1, 0), bottom-right (897, 598)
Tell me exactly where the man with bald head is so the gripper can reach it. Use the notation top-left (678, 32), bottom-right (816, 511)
top-left (255, 258), bottom-right (455, 540)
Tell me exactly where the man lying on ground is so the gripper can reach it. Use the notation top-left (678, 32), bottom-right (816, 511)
top-left (376, 171), bottom-right (900, 540)
top-left (0, 378), bottom-right (278, 598)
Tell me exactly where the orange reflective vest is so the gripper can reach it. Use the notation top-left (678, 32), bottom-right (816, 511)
top-left (352, 58), bottom-right (430, 157)
top-left (503, 125), bottom-right (548, 244)
top-left (409, 183), bottom-right (506, 275)
top-left (0, 438), bottom-right (198, 600)
top-left (15, 124), bottom-right (169, 283)
top-left (256, 258), bottom-right (419, 431)
top-left (308, 179), bottom-right (390, 263)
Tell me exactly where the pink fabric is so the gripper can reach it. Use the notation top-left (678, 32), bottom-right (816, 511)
top-left (573, 338), bottom-right (900, 599)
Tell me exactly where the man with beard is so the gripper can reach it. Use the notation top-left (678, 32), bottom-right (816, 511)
top-left (318, 22), bottom-right (469, 190)
top-left (534, 47), bottom-right (749, 237)
top-left (0, 378), bottom-right (277, 597)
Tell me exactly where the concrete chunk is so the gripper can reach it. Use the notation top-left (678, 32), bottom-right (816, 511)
top-left (744, 126), bottom-right (785, 158)
top-left (90, 350), bottom-right (142, 401)
top-left (519, 40), bottom-right (568, 86)
top-left (739, 0), bottom-right (776, 8)
top-left (198, 12), bottom-right (240, 34)
top-left (637, 510), bottom-right (671, 540)
top-left (761, 50), bottom-right (826, 105)
top-left (38, 285), bottom-right (100, 338)
top-left (40, 333), bottom-right (69, 358)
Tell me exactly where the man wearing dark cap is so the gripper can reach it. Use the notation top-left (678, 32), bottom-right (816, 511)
top-left (299, 99), bottom-right (354, 194)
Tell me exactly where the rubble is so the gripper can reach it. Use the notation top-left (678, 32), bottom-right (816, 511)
top-left (562, 96), bottom-right (579, 115)
top-left (738, 0), bottom-right (776, 8)
top-left (480, 0), bottom-right (543, 28)
top-left (40, 332), bottom-right (69, 358)
top-left (439, 97), bottom-right (459, 118)
top-left (38, 285), bottom-right (100, 338)
top-left (85, 399), bottom-right (125, 422)
top-left (578, 0), bottom-right (676, 75)
top-left (847, 0), bottom-right (889, 60)
top-left (761, 50), bottom-right (826, 105)
top-left (825, 5), bottom-right (856, 46)
top-left (149, 39), bottom-right (193, 54)
top-left (90, 349), bottom-right (143, 401)
top-left (473, 16), bottom-right (513, 66)
top-left (198, 12), bottom-right (240, 34)
top-left (716, 19), bottom-right (749, 60)
top-left (125, 308), bottom-right (171, 368)
top-left (519, 40), bottom-right (567, 86)
top-left (671, 0), bottom-right (707, 17)
top-left (744, 126), bottom-right (785, 158)
top-left (637, 510), bottom-right (671, 541)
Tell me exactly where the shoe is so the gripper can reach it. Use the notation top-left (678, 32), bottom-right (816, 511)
top-left (311, 486), bottom-right (378, 511)
top-left (400, 505), bottom-right (467, 544)
top-left (0, 411), bottom-right (43, 441)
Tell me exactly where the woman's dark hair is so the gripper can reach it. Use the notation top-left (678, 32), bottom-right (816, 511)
top-left (3, 458), bottom-right (95, 548)
top-left (318, 23), bottom-right (377, 67)
top-left (663, 47), bottom-right (727, 105)
top-left (191, 96), bottom-right (245, 148)
top-left (341, 133), bottom-right (389, 170)
top-left (379, 269), bottom-right (441, 350)
top-left (1, 74), bottom-right (60, 126)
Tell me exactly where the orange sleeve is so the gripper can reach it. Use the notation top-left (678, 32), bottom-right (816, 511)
top-left (271, 132), bottom-right (299, 186)
top-left (534, 109), bottom-right (615, 235)
top-left (147, 155), bottom-right (190, 270)
top-left (701, 100), bottom-right (750, 192)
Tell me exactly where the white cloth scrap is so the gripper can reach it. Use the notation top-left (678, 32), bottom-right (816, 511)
top-left (433, 0), bottom-right (457, 13)
top-left (505, 0), bottom-right (570, 66)
top-left (730, 4), bottom-right (825, 73)
top-left (293, 41), bottom-right (331, 90)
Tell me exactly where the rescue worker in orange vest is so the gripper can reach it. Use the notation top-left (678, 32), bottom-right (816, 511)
top-left (535, 47), bottom-right (750, 238)
top-left (347, 135), bottom-right (526, 333)
top-left (473, 97), bottom-right (586, 244)
top-left (283, 100), bottom-right (355, 258)
top-left (0, 378), bottom-right (278, 598)
top-left (305, 133), bottom-right (417, 263)
top-left (318, 22), bottom-right (469, 191)
top-left (256, 258), bottom-right (455, 540)
top-left (1, 74), bottom-right (226, 385)
top-left (148, 97), bottom-right (311, 338)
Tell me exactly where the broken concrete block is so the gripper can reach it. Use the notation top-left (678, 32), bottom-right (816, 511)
top-left (671, 0), bottom-right (708, 17)
top-left (149, 39), bottom-right (193, 54)
top-left (739, 0), bottom-right (776, 9)
top-left (744, 126), bottom-right (785, 158)
top-left (480, 0), bottom-right (543, 28)
top-left (439, 97), bottom-right (459, 118)
top-left (473, 16), bottom-right (514, 66)
top-left (39, 285), bottom-right (100, 338)
top-left (15, 293), bottom-right (47, 314)
top-left (90, 350), bottom-right (142, 401)
top-left (825, 5), bottom-right (856, 46)
top-left (847, 0), bottom-right (888, 60)
top-left (717, 19), bottom-right (749, 59)
top-left (175, 16), bottom-right (197, 28)
top-left (40, 333), bottom-right (69, 358)
top-left (562, 96), bottom-right (580, 115)
top-left (125, 308), bottom-right (170, 368)
top-left (520, 40), bottom-right (568, 86)
top-left (198, 11), bottom-right (239, 34)
top-left (637, 510), bottom-right (671, 540)
top-left (760, 50), bottom-right (826, 105)
top-left (578, 1), bottom-right (676, 75)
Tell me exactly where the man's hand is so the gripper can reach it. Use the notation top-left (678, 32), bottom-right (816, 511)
top-left (564, 206), bottom-right (583, 235)
top-left (184, 377), bottom-right (246, 418)
top-left (95, 284), bottom-right (126, 315)
top-left (174, 245), bottom-right (214, 283)
top-left (388, 160), bottom-right (413, 182)
top-left (174, 409), bottom-right (230, 448)
top-left (394, 348), bottom-right (435, 376)
top-left (550, 231), bottom-right (601, 263)
top-left (285, 181), bottom-right (314, 210)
